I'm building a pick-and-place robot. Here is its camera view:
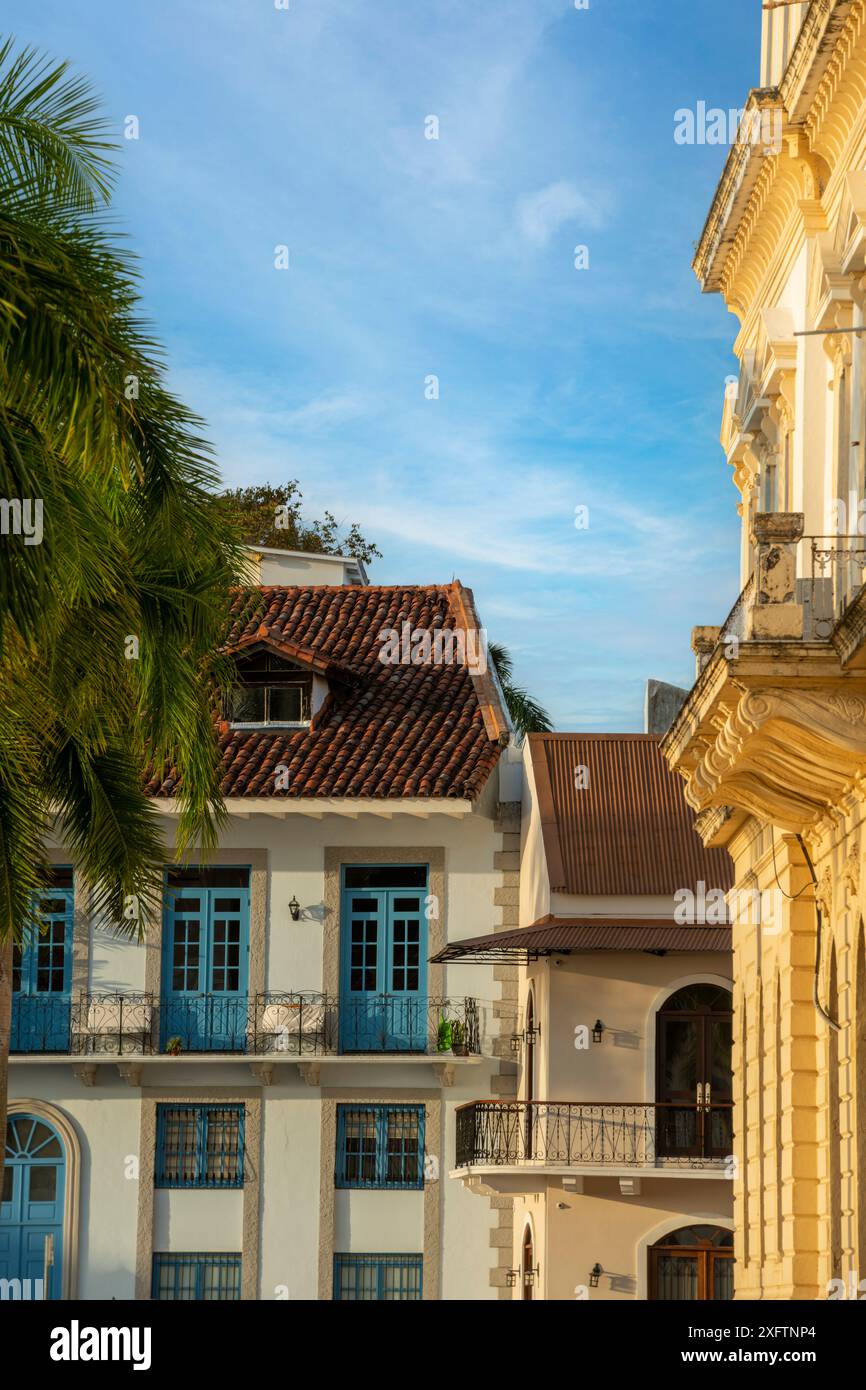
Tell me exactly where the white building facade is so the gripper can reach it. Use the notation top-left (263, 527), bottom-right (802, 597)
top-left (447, 734), bottom-right (735, 1301)
top-left (3, 552), bottom-right (522, 1301)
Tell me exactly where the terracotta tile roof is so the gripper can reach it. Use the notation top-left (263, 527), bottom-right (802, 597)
top-left (147, 583), bottom-right (508, 801)
top-left (431, 917), bottom-right (732, 963)
top-left (528, 734), bottom-right (733, 895)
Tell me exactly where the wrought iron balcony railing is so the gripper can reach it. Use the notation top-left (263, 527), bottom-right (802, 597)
top-left (11, 994), bottom-right (72, 1054)
top-left (12, 990), bottom-right (484, 1057)
top-left (250, 992), bottom-right (333, 1054)
top-left (253, 993), bottom-right (481, 1056)
top-left (804, 534), bottom-right (866, 639)
top-left (455, 1101), bottom-right (734, 1170)
top-left (72, 993), bottom-right (156, 1055)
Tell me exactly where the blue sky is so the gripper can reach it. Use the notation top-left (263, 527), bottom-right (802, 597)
top-left (7, 0), bottom-right (761, 729)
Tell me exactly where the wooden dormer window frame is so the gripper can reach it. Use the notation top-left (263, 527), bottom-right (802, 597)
top-left (228, 650), bottom-right (313, 728)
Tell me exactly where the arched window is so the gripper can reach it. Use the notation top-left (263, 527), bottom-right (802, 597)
top-left (656, 984), bottom-right (733, 1159)
top-left (649, 1225), bottom-right (733, 1301)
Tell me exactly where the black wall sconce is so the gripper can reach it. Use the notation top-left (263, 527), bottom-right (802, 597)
top-left (289, 896), bottom-right (301, 922)
top-left (523, 1265), bottom-right (540, 1289)
top-left (506, 1268), bottom-right (520, 1287)
top-left (592, 1019), bottom-right (605, 1043)
top-left (511, 1024), bottom-right (541, 1053)
top-left (589, 1263), bottom-right (603, 1288)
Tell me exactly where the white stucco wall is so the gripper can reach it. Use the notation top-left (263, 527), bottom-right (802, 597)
top-left (11, 796), bottom-right (507, 1301)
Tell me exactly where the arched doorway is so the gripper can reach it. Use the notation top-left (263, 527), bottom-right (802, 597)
top-left (0, 1113), bottom-right (67, 1298)
top-left (649, 1225), bottom-right (733, 1300)
top-left (521, 1224), bottom-right (534, 1301)
top-left (656, 984), bottom-right (733, 1159)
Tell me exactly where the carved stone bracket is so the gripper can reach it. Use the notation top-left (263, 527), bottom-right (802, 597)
top-left (686, 686), bottom-right (866, 831)
top-left (693, 805), bottom-right (736, 848)
top-left (842, 844), bottom-right (860, 900)
top-left (73, 1064), bottom-right (97, 1088)
top-left (432, 1061), bottom-right (455, 1088)
top-left (815, 867), bottom-right (834, 919)
top-left (297, 1060), bottom-right (321, 1087)
top-left (249, 1061), bottom-right (274, 1087)
top-left (117, 1062), bottom-right (142, 1087)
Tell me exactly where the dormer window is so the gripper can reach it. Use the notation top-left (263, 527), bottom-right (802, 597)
top-left (229, 651), bottom-right (312, 727)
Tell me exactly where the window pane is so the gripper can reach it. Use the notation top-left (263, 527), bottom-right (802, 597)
top-left (343, 866), bottom-right (428, 890)
top-left (167, 867), bottom-right (250, 889)
top-left (655, 1253), bottom-right (698, 1300)
top-left (28, 1166), bottom-right (57, 1202)
top-left (337, 1105), bottom-right (423, 1189)
top-left (333, 1254), bottom-right (422, 1302)
top-left (230, 688), bottom-right (265, 722)
top-left (152, 1254), bottom-right (241, 1301)
top-left (157, 1104), bottom-right (243, 1188)
top-left (268, 686), bottom-right (304, 722)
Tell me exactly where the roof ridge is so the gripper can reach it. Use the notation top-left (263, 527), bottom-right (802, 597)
top-left (529, 732), bottom-right (661, 742)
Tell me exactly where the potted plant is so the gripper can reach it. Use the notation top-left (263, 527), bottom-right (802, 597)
top-left (451, 1020), bottom-right (468, 1057)
top-left (435, 1017), bottom-right (453, 1053)
top-left (165, 1036), bottom-right (184, 1057)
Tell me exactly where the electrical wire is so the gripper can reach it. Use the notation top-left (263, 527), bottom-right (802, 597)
top-left (795, 834), bottom-right (841, 1032)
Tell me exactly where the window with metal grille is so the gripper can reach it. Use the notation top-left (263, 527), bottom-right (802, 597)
top-left (152, 1253), bottom-right (241, 1300)
top-left (335, 1104), bottom-right (425, 1189)
top-left (155, 1104), bottom-right (244, 1188)
top-left (333, 1253), bottom-right (423, 1301)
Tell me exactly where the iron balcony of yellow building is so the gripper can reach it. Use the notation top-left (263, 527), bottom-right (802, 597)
top-left (662, 513), bottom-right (866, 841)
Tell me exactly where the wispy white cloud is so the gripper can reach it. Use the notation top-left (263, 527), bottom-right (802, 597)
top-left (516, 180), bottom-right (607, 247)
top-left (19, 0), bottom-right (749, 731)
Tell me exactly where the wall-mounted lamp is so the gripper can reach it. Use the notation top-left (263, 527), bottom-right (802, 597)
top-left (289, 896), bottom-right (301, 922)
top-left (523, 1265), bottom-right (540, 1288)
top-left (511, 1024), bottom-right (540, 1054)
top-left (592, 1019), bottom-right (605, 1044)
top-left (506, 1268), bottom-right (520, 1287)
top-left (589, 1263), bottom-right (603, 1288)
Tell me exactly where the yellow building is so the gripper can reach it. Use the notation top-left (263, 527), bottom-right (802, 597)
top-left (662, 0), bottom-right (866, 1300)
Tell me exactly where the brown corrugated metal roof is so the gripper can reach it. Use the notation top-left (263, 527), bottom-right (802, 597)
top-left (430, 917), bottom-right (732, 963)
top-left (528, 734), bottom-right (733, 896)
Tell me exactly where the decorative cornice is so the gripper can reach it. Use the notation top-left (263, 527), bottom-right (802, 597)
top-left (683, 684), bottom-right (866, 831)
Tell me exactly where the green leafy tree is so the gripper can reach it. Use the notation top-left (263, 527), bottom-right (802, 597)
top-left (218, 481), bottom-right (381, 564)
top-left (0, 38), bottom-right (244, 1188)
top-left (489, 642), bottom-right (554, 740)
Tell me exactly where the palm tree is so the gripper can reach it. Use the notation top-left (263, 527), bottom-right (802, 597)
top-left (0, 39), bottom-right (244, 1189)
top-left (488, 641), bottom-right (553, 739)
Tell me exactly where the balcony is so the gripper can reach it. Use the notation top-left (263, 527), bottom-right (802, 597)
top-left (663, 513), bottom-right (866, 840)
top-left (11, 995), bottom-right (72, 1054)
top-left (11, 991), bottom-right (486, 1083)
top-left (453, 1101), bottom-right (734, 1191)
top-left (73, 993), bottom-right (155, 1055)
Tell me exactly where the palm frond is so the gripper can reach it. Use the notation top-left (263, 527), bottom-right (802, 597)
top-left (0, 37), bottom-right (115, 210)
top-left (489, 641), bottom-right (553, 740)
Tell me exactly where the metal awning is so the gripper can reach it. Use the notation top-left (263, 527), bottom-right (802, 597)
top-left (430, 917), bottom-right (732, 964)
